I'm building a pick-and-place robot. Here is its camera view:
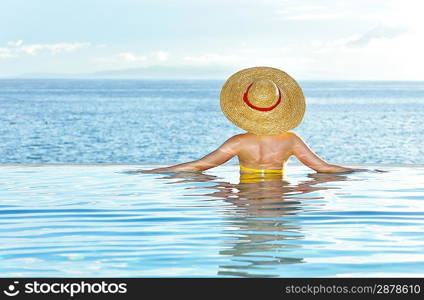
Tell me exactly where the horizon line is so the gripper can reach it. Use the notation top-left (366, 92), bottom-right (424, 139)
top-left (1, 77), bottom-right (424, 82)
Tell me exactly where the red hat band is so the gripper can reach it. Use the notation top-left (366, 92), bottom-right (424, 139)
top-left (243, 82), bottom-right (282, 112)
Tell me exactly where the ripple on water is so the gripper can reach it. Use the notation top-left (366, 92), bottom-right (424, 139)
top-left (0, 165), bottom-right (423, 277)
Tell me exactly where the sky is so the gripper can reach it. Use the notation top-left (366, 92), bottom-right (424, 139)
top-left (0, 0), bottom-right (423, 79)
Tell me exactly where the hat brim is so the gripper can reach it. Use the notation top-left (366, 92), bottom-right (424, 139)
top-left (220, 66), bottom-right (306, 135)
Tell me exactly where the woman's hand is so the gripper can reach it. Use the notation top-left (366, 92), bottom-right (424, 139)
top-left (350, 168), bottom-right (389, 173)
top-left (347, 168), bottom-right (388, 173)
top-left (136, 168), bottom-right (170, 173)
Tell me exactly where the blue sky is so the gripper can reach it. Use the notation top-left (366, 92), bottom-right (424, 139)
top-left (1, 0), bottom-right (423, 79)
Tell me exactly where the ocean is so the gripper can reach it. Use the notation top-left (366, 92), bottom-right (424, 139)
top-left (1, 164), bottom-right (423, 277)
top-left (0, 79), bottom-right (423, 165)
top-left (1, 79), bottom-right (424, 277)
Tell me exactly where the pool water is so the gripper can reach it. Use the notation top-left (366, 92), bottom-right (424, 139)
top-left (0, 164), bottom-right (423, 277)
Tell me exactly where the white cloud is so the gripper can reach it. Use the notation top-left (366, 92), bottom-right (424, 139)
top-left (3, 0), bottom-right (423, 79)
top-left (94, 52), bottom-right (147, 65)
top-left (183, 54), bottom-right (236, 64)
top-left (180, 49), bottom-right (313, 80)
top-left (312, 24), bottom-right (408, 54)
top-left (281, 5), bottom-right (322, 12)
top-left (308, 31), bottom-right (424, 79)
top-left (116, 52), bottom-right (146, 62)
top-left (0, 48), bottom-right (18, 58)
top-left (277, 5), bottom-right (342, 20)
top-left (295, 0), bottom-right (424, 79)
top-left (345, 25), bottom-right (408, 47)
top-left (284, 13), bottom-right (342, 20)
top-left (20, 42), bottom-right (90, 55)
top-left (7, 40), bottom-right (23, 47)
top-left (0, 41), bottom-right (90, 59)
top-left (182, 47), bottom-right (300, 65)
top-left (156, 51), bottom-right (169, 61)
top-left (94, 51), bottom-right (172, 68)
top-left (373, 0), bottom-right (424, 29)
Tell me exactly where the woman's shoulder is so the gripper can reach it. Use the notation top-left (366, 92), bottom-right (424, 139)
top-left (229, 132), bottom-right (251, 140)
top-left (228, 131), bottom-right (300, 142)
top-left (285, 131), bottom-right (299, 139)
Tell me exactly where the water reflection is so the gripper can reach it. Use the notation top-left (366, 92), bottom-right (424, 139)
top-left (151, 171), bottom-right (351, 277)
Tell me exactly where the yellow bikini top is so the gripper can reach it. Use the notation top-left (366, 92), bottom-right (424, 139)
top-left (239, 164), bottom-right (285, 183)
top-left (239, 164), bottom-right (284, 174)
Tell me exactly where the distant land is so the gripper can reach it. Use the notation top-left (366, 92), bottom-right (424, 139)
top-left (8, 65), bottom-right (238, 80)
top-left (3, 66), bottom-right (418, 81)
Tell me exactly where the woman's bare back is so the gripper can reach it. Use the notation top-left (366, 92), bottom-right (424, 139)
top-left (142, 131), bottom-right (362, 174)
top-left (236, 132), bottom-right (293, 170)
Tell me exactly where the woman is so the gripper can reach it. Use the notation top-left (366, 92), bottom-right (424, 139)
top-left (142, 67), bottom-right (366, 175)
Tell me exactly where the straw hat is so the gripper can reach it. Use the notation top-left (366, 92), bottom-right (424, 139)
top-left (220, 66), bottom-right (306, 135)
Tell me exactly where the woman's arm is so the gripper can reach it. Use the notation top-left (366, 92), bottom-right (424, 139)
top-left (290, 133), bottom-right (366, 173)
top-left (140, 135), bottom-right (241, 173)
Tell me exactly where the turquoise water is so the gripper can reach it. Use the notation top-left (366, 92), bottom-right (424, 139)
top-left (1, 164), bottom-right (423, 277)
top-left (0, 79), bottom-right (423, 164)
top-left (1, 79), bottom-right (423, 277)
